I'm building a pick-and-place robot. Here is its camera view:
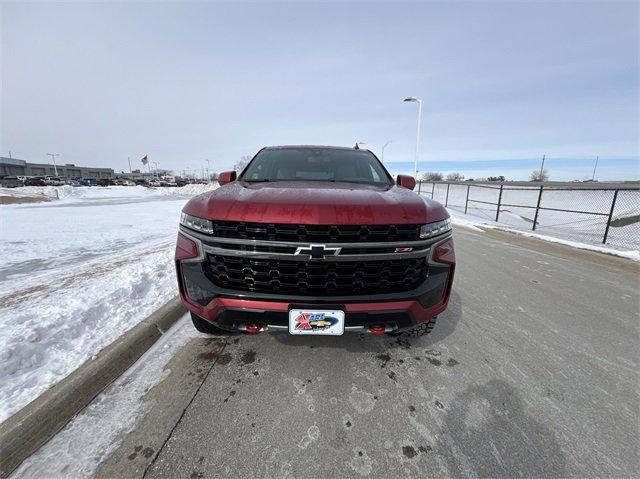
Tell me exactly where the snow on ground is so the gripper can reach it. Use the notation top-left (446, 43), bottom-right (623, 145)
top-left (447, 206), bottom-right (640, 261)
top-left (0, 185), bottom-right (216, 421)
top-left (10, 316), bottom-right (199, 479)
top-left (420, 183), bottom-right (640, 251)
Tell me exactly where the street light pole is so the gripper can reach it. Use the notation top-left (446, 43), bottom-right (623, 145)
top-left (205, 159), bottom-right (211, 182)
top-left (381, 141), bottom-right (392, 163)
top-left (403, 97), bottom-right (422, 178)
top-left (153, 162), bottom-right (159, 178)
top-left (47, 153), bottom-right (60, 176)
top-left (591, 156), bottom-right (598, 181)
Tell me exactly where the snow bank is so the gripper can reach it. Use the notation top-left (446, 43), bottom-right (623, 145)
top-left (0, 188), bottom-right (197, 421)
top-left (11, 318), bottom-right (199, 479)
top-left (3, 183), bottom-right (219, 202)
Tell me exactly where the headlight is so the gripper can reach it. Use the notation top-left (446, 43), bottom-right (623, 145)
top-left (180, 212), bottom-right (213, 234)
top-left (420, 218), bottom-right (452, 239)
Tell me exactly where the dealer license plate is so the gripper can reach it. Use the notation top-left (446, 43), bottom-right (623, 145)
top-left (288, 309), bottom-right (345, 335)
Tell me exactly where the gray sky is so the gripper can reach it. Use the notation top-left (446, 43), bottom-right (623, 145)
top-left (1, 1), bottom-right (638, 178)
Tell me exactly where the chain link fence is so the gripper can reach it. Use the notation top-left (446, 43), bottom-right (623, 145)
top-left (417, 181), bottom-right (640, 250)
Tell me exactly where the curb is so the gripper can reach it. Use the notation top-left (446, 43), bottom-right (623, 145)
top-left (0, 296), bottom-right (186, 478)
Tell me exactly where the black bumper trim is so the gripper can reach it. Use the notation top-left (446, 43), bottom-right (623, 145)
top-left (180, 260), bottom-right (450, 305)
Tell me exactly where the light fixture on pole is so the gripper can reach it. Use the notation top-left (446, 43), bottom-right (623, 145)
top-left (403, 97), bottom-right (422, 178)
top-left (381, 141), bottom-right (392, 163)
top-left (47, 153), bottom-right (60, 176)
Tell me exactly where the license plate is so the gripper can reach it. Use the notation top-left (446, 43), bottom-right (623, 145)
top-left (288, 309), bottom-right (345, 335)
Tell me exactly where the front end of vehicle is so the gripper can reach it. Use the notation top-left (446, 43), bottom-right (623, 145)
top-left (175, 215), bottom-right (455, 335)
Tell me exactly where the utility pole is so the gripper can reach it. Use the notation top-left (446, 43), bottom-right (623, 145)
top-left (403, 97), bottom-right (422, 178)
top-left (47, 153), bottom-right (60, 176)
top-left (592, 156), bottom-right (599, 181)
top-left (539, 154), bottom-right (546, 181)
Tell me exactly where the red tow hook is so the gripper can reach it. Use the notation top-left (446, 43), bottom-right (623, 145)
top-left (368, 324), bottom-right (387, 335)
top-left (241, 323), bottom-right (264, 334)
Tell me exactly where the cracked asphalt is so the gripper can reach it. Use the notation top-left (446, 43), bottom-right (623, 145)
top-left (98, 226), bottom-right (639, 478)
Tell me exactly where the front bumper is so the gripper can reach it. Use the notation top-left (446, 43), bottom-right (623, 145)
top-left (175, 232), bottom-right (455, 333)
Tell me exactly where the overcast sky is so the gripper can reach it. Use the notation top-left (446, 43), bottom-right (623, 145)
top-left (1, 1), bottom-right (638, 179)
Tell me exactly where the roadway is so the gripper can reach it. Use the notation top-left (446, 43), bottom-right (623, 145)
top-left (58, 226), bottom-right (640, 477)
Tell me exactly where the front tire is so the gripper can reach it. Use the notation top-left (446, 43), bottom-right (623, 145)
top-left (190, 312), bottom-right (235, 335)
top-left (391, 317), bottom-right (436, 337)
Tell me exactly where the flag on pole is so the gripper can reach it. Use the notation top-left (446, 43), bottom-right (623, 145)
top-left (140, 155), bottom-right (148, 165)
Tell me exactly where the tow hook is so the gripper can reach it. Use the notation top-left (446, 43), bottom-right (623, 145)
top-left (237, 323), bottom-right (267, 334)
top-left (367, 324), bottom-right (396, 335)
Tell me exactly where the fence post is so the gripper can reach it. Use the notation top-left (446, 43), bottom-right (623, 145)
top-left (532, 185), bottom-right (544, 231)
top-left (464, 185), bottom-right (470, 214)
top-left (445, 183), bottom-right (450, 207)
top-left (431, 182), bottom-right (435, 199)
top-left (495, 184), bottom-right (504, 222)
top-left (603, 189), bottom-right (619, 244)
top-left (417, 180), bottom-right (421, 194)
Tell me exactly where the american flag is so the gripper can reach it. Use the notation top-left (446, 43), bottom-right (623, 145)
top-left (140, 155), bottom-right (148, 165)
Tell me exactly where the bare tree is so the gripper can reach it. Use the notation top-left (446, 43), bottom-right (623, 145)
top-left (422, 172), bottom-right (443, 181)
top-left (530, 169), bottom-right (549, 182)
top-left (234, 155), bottom-right (253, 173)
top-left (446, 172), bottom-right (465, 181)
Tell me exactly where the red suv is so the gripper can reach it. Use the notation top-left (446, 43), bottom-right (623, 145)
top-left (175, 146), bottom-right (455, 337)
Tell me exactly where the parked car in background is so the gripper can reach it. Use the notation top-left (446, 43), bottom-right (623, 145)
top-left (0, 176), bottom-right (24, 188)
top-left (24, 177), bottom-right (47, 186)
top-left (79, 178), bottom-right (97, 186)
top-left (44, 176), bottom-right (63, 186)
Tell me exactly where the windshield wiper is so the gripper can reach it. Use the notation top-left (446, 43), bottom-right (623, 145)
top-left (243, 179), bottom-right (270, 183)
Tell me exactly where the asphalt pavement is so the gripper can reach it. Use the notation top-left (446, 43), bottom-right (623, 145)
top-left (96, 226), bottom-right (639, 478)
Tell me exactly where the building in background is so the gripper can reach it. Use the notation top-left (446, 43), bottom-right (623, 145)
top-left (0, 157), bottom-right (114, 178)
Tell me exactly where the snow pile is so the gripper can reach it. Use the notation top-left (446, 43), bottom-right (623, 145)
top-left (11, 317), bottom-right (199, 479)
top-left (152, 182), bottom-right (219, 196)
top-left (0, 188), bottom-right (194, 421)
top-left (3, 184), bottom-right (219, 203)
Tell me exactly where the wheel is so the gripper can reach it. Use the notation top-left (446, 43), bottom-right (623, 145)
top-left (190, 312), bottom-right (235, 335)
top-left (391, 317), bottom-right (436, 337)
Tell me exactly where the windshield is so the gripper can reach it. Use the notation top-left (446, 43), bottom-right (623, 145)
top-left (240, 148), bottom-right (392, 185)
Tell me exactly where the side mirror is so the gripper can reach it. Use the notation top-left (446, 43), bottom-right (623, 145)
top-left (218, 171), bottom-right (237, 185)
top-left (397, 174), bottom-right (416, 190)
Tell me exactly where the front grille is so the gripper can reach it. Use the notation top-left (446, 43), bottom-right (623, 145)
top-left (212, 222), bottom-right (421, 243)
top-left (205, 255), bottom-right (428, 295)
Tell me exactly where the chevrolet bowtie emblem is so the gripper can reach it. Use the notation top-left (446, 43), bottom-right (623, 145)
top-left (294, 244), bottom-right (341, 259)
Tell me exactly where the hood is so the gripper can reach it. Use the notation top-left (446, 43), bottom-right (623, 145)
top-left (183, 181), bottom-right (448, 225)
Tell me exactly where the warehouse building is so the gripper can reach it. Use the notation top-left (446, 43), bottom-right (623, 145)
top-left (0, 157), bottom-right (114, 179)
